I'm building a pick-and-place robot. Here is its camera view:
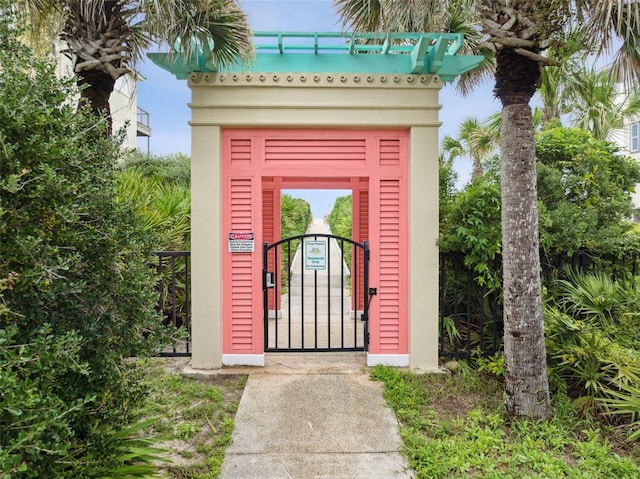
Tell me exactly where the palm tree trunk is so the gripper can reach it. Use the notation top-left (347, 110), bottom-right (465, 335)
top-left (500, 102), bottom-right (551, 419)
top-left (78, 70), bottom-right (116, 135)
top-left (472, 158), bottom-right (484, 178)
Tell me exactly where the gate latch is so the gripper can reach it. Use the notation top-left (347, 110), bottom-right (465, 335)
top-left (265, 271), bottom-right (276, 289)
top-left (361, 287), bottom-right (377, 322)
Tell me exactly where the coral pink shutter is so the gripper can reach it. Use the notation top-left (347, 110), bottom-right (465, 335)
top-left (264, 138), bottom-right (367, 168)
top-left (228, 178), bottom-right (254, 352)
top-left (223, 135), bottom-right (263, 354)
top-left (222, 129), bottom-right (408, 357)
top-left (378, 179), bottom-right (402, 352)
top-left (368, 135), bottom-right (408, 355)
top-left (355, 187), bottom-right (369, 311)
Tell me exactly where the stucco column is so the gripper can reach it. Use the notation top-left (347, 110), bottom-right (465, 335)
top-left (409, 126), bottom-right (440, 371)
top-left (190, 124), bottom-right (223, 369)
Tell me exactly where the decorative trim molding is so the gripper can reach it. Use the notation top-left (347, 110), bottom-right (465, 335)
top-left (222, 354), bottom-right (265, 367)
top-left (189, 72), bottom-right (441, 88)
top-left (366, 353), bottom-right (410, 367)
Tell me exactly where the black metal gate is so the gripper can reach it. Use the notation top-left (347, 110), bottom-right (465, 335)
top-left (263, 234), bottom-right (371, 352)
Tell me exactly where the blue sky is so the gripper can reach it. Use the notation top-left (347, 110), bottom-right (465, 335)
top-left (136, 0), bottom-right (502, 217)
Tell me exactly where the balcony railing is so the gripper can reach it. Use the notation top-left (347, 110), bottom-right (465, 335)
top-left (137, 106), bottom-right (151, 137)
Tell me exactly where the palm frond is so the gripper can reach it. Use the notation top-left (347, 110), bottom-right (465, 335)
top-left (580, 0), bottom-right (640, 87)
top-left (141, 0), bottom-right (251, 68)
top-left (334, 0), bottom-right (383, 31)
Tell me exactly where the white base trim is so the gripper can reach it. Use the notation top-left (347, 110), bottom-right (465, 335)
top-left (222, 354), bottom-right (265, 367)
top-left (366, 353), bottom-right (410, 367)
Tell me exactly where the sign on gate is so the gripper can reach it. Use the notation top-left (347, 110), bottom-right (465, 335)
top-left (305, 240), bottom-right (327, 270)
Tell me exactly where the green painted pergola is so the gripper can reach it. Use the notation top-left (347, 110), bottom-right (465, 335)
top-left (148, 31), bottom-right (484, 80)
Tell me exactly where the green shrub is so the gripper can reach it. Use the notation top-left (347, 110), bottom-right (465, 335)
top-left (0, 9), bottom-right (170, 477)
top-left (326, 194), bottom-right (353, 266)
top-left (119, 150), bottom-right (191, 186)
top-left (280, 194), bottom-right (312, 284)
top-left (545, 273), bottom-right (640, 438)
top-left (116, 168), bottom-right (191, 251)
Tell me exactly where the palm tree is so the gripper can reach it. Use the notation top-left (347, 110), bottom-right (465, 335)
top-left (17, 0), bottom-right (251, 132)
top-left (442, 117), bottom-right (499, 178)
top-left (563, 66), bottom-right (640, 141)
top-left (336, 0), bottom-right (640, 419)
top-left (536, 32), bottom-right (592, 126)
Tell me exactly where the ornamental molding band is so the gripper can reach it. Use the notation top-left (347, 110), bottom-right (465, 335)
top-left (148, 31), bottom-right (484, 82)
top-left (188, 72), bottom-right (442, 88)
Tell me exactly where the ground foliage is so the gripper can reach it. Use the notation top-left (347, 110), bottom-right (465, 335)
top-left (372, 366), bottom-right (640, 478)
top-left (0, 10), bottom-right (171, 477)
top-left (544, 272), bottom-right (640, 439)
top-left (135, 358), bottom-right (246, 479)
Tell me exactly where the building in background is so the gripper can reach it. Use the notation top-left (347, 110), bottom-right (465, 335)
top-left (612, 99), bottom-right (640, 221)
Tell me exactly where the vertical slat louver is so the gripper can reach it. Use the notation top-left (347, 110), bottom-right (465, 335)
top-left (262, 189), bottom-right (277, 311)
top-left (229, 178), bottom-right (253, 350)
top-left (378, 180), bottom-right (401, 352)
top-left (356, 189), bottom-right (369, 311)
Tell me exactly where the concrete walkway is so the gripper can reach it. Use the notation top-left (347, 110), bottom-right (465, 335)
top-left (220, 354), bottom-right (414, 479)
top-left (220, 221), bottom-right (413, 478)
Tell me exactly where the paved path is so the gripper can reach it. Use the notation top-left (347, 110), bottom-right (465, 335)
top-left (221, 221), bottom-right (413, 478)
top-left (220, 354), bottom-right (414, 479)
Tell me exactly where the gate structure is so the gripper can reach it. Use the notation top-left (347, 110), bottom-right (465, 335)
top-left (148, 32), bottom-right (483, 371)
top-left (264, 233), bottom-right (371, 352)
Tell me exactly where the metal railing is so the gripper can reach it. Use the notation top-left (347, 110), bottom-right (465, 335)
top-left (153, 249), bottom-right (638, 359)
top-left (439, 252), bottom-right (501, 359)
top-left (156, 251), bottom-right (191, 357)
top-left (439, 249), bottom-right (640, 359)
top-left (136, 107), bottom-right (151, 137)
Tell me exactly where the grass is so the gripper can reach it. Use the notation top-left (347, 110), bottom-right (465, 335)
top-left (131, 359), bottom-right (640, 478)
top-left (134, 358), bottom-right (247, 479)
top-left (371, 366), bottom-right (640, 479)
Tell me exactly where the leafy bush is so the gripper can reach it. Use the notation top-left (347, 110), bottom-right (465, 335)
top-left (281, 193), bottom-right (312, 240)
top-left (119, 150), bottom-right (191, 186)
top-left (327, 194), bottom-right (354, 266)
top-left (0, 10), bottom-right (170, 477)
top-left (279, 194), bottom-right (312, 284)
top-left (116, 168), bottom-right (191, 251)
top-left (536, 127), bottom-right (640, 256)
top-left (439, 178), bottom-right (502, 289)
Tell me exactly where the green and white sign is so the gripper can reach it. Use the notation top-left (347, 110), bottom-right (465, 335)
top-left (305, 240), bottom-right (327, 271)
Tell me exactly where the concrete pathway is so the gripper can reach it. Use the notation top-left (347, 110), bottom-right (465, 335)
top-left (220, 353), bottom-right (414, 479)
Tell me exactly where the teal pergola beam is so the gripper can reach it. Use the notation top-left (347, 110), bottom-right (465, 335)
top-left (410, 35), bottom-right (430, 73)
top-left (148, 31), bottom-right (484, 81)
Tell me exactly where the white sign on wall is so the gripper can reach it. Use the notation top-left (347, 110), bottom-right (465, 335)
top-left (228, 232), bottom-right (254, 252)
top-left (305, 240), bottom-right (327, 270)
